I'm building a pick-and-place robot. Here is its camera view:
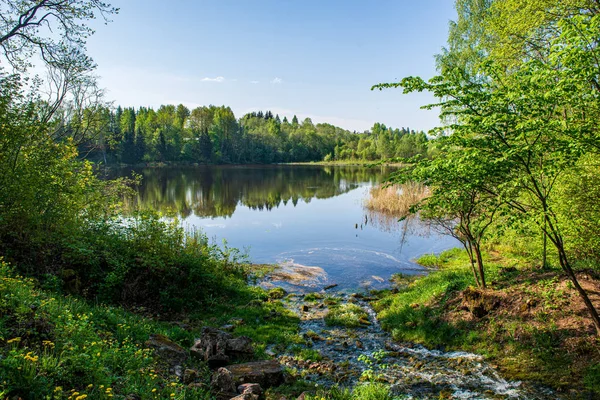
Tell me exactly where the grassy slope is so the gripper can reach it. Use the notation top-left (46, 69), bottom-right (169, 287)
top-left (0, 261), bottom-right (301, 400)
top-left (373, 247), bottom-right (600, 397)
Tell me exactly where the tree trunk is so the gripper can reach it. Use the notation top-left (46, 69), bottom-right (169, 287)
top-left (463, 242), bottom-right (481, 288)
top-left (556, 245), bottom-right (600, 336)
top-left (474, 244), bottom-right (486, 289)
top-left (542, 216), bottom-right (547, 269)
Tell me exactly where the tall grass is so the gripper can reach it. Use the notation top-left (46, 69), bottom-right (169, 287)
top-left (364, 182), bottom-right (428, 217)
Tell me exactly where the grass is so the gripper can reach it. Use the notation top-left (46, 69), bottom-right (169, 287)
top-left (0, 260), bottom-right (210, 400)
top-left (324, 303), bottom-right (369, 328)
top-left (304, 382), bottom-right (403, 400)
top-left (373, 247), bottom-right (600, 396)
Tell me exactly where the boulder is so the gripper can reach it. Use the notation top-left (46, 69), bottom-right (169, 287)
top-left (145, 334), bottom-right (187, 366)
top-left (211, 367), bottom-right (237, 396)
top-left (227, 336), bottom-right (254, 355)
top-left (227, 360), bottom-right (284, 388)
top-left (191, 327), bottom-right (254, 368)
top-left (238, 383), bottom-right (262, 395)
top-left (183, 368), bottom-right (200, 384)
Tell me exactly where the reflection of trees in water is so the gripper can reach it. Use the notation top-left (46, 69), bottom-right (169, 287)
top-left (112, 166), bottom-right (391, 218)
top-left (364, 209), bottom-right (433, 238)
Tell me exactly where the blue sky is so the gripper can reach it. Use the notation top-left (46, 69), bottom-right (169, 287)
top-left (87, 1), bottom-right (457, 132)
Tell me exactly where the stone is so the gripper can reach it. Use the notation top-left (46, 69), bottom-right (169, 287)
top-left (230, 394), bottom-right (259, 400)
top-left (301, 305), bottom-right (309, 312)
top-left (191, 327), bottom-right (254, 368)
top-left (221, 324), bottom-right (236, 332)
top-left (211, 367), bottom-right (237, 394)
top-left (145, 334), bottom-right (187, 366)
top-left (227, 360), bottom-right (284, 388)
top-left (226, 336), bottom-right (254, 355)
top-left (237, 383), bottom-right (262, 395)
top-left (183, 368), bottom-right (200, 384)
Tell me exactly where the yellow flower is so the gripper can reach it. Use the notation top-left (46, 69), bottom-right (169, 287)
top-left (170, 394), bottom-right (175, 398)
top-left (6, 337), bottom-right (21, 344)
top-left (54, 386), bottom-right (63, 392)
top-left (87, 384), bottom-right (93, 389)
top-left (151, 389), bottom-right (157, 393)
top-left (75, 395), bottom-right (88, 400)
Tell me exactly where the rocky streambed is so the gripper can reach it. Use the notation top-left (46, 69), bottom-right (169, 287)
top-left (271, 290), bottom-right (559, 400)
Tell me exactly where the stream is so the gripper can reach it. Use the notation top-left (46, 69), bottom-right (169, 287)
top-left (271, 291), bottom-right (558, 400)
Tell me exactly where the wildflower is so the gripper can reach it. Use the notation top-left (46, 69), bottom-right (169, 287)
top-left (170, 394), bottom-right (175, 398)
top-left (75, 395), bottom-right (88, 400)
top-left (6, 337), bottom-right (21, 344)
top-left (152, 389), bottom-right (157, 393)
top-left (87, 384), bottom-right (93, 389)
top-left (54, 386), bottom-right (63, 392)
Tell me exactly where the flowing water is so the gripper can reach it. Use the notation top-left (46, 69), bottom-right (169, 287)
top-left (278, 294), bottom-right (558, 399)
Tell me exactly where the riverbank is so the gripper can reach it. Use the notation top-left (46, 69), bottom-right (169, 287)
top-left (285, 160), bottom-right (406, 167)
top-left (372, 248), bottom-right (600, 398)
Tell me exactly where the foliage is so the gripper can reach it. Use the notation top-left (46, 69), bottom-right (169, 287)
top-left (81, 105), bottom-right (429, 165)
top-left (0, 260), bottom-right (212, 400)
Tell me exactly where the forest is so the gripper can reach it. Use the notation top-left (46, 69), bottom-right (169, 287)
top-left (81, 105), bottom-right (429, 164)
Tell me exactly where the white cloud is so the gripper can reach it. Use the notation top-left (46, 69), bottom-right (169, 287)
top-left (201, 76), bottom-right (226, 83)
top-left (250, 80), bottom-right (260, 84)
top-left (270, 77), bottom-right (283, 84)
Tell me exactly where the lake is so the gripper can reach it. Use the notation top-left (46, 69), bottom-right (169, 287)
top-left (111, 165), bottom-right (457, 291)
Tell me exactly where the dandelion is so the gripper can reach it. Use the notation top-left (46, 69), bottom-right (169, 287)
top-left (75, 395), bottom-right (88, 400)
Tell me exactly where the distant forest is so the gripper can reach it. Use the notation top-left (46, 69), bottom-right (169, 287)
top-left (80, 104), bottom-right (429, 164)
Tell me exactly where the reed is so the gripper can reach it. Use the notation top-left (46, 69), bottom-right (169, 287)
top-left (364, 182), bottom-right (429, 217)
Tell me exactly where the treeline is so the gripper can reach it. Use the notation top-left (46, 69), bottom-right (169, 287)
top-left (80, 104), bottom-right (429, 164)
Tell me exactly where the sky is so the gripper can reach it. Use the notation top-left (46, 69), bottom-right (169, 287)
top-left (87, 0), bottom-right (457, 132)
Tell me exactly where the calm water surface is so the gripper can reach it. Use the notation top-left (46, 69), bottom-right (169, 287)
top-left (113, 165), bottom-right (457, 291)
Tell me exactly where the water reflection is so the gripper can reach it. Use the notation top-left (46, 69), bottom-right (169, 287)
top-left (110, 165), bottom-right (392, 218)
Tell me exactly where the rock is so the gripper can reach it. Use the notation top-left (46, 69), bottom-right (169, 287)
top-left (227, 336), bottom-right (254, 355)
top-left (221, 324), bottom-right (236, 332)
top-left (301, 305), bottom-right (309, 312)
top-left (183, 368), bottom-right (200, 384)
top-left (238, 383), bottom-right (262, 395)
top-left (125, 395), bottom-right (141, 400)
top-left (227, 360), bottom-right (284, 388)
top-left (324, 284), bottom-right (338, 290)
top-left (296, 393), bottom-right (309, 400)
top-left (230, 394), bottom-right (259, 400)
top-left (191, 327), bottom-right (254, 368)
top-left (211, 367), bottom-right (237, 395)
top-left (145, 334), bottom-right (187, 366)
